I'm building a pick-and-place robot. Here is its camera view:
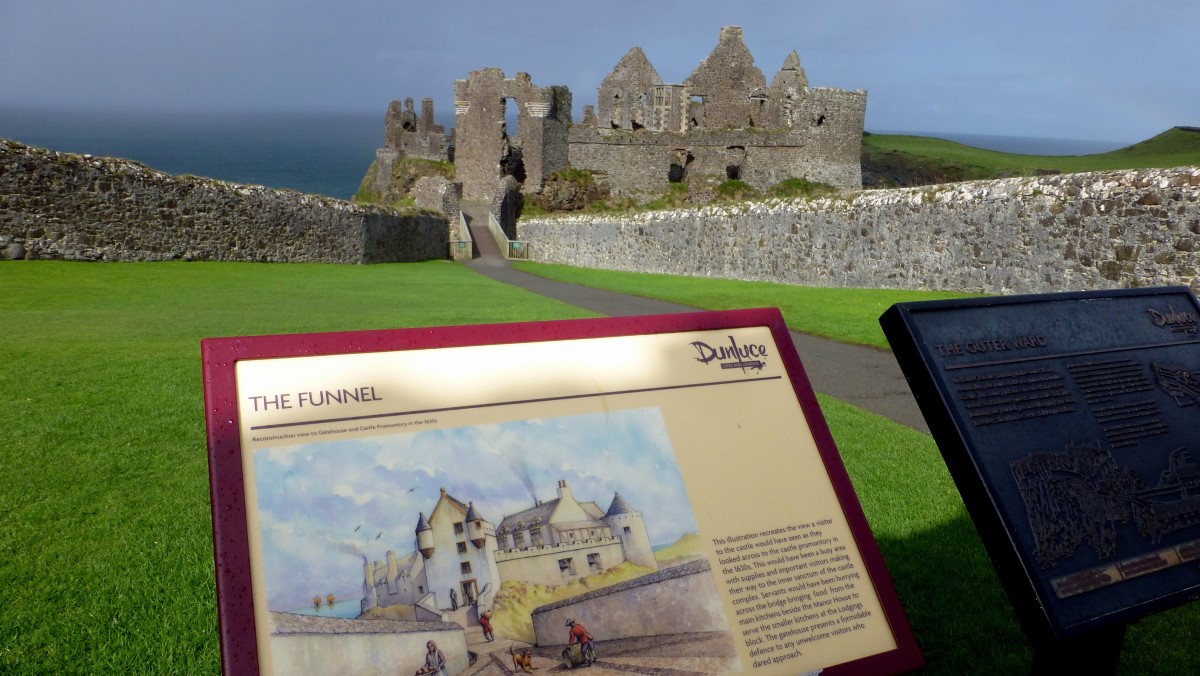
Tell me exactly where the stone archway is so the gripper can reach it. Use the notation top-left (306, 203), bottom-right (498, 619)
top-left (452, 69), bottom-right (572, 203)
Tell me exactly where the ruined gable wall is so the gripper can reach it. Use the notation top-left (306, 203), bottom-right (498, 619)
top-left (569, 26), bottom-right (864, 197)
top-left (683, 26), bottom-right (767, 130)
top-left (596, 48), bottom-right (660, 131)
top-left (518, 167), bottom-right (1200, 295)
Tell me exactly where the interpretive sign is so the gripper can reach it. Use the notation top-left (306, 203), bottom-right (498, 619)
top-left (202, 309), bottom-right (922, 675)
top-left (881, 287), bottom-right (1200, 645)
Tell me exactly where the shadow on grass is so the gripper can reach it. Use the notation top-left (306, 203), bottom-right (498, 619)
top-left (875, 513), bottom-right (1031, 674)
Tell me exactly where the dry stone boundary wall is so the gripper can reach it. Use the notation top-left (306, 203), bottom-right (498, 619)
top-left (518, 167), bottom-right (1200, 294)
top-left (0, 139), bottom-right (448, 264)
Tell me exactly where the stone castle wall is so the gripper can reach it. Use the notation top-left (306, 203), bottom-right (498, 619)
top-left (1, 139), bottom-right (449, 263)
top-left (518, 167), bottom-right (1200, 294)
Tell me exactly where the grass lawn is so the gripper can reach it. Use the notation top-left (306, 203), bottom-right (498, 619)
top-left (2, 260), bottom-right (1196, 673)
top-left (863, 127), bottom-right (1200, 184)
top-left (511, 261), bottom-right (978, 349)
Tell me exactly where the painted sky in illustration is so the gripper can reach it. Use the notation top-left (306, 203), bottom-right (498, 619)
top-left (253, 406), bottom-right (698, 610)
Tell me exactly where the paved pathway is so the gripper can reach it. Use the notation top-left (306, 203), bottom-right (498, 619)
top-left (463, 242), bottom-right (930, 434)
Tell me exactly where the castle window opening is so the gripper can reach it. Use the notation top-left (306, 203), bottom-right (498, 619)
top-left (668, 150), bottom-right (694, 183)
top-left (559, 557), bottom-right (576, 576)
top-left (456, 542), bottom-right (467, 554)
top-left (460, 561), bottom-right (472, 575)
top-left (588, 553), bottom-right (602, 572)
top-left (815, 114), bottom-right (825, 126)
top-left (513, 531), bottom-right (526, 549)
top-left (502, 97), bottom-right (520, 141)
top-left (453, 522), bottom-right (464, 535)
top-left (623, 526), bottom-right (631, 535)
top-left (726, 165), bottom-right (741, 180)
top-left (530, 528), bottom-right (543, 547)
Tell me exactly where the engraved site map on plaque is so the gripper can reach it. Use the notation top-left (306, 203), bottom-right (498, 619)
top-left (880, 287), bottom-right (1200, 640)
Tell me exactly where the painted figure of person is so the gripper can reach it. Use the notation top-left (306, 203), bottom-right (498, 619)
top-left (479, 610), bottom-right (494, 642)
top-left (566, 619), bottom-right (594, 663)
top-left (450, 588), bottom-right (458, 610)
top-left (414, 640), bottom-right (448, 676)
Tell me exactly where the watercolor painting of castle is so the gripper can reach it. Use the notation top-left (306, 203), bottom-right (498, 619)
top-left (361, 477), bottom-right (658, 615)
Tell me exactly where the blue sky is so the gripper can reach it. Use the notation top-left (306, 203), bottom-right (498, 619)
top-left (252, 407), bottom-right (698, 610)
top-left (2, 1), bottom-right (1193, 148)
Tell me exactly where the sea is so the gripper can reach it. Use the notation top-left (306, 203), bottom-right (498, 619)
top-left (0, 107), bottom-right (1135, 201)
top-left (284, 598), bottom-right (364, 619)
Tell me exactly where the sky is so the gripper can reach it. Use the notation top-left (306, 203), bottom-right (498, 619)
top-left (252, 407), bottom-right (698, 610)
top-left (2, 1), bottom-right (1195, 147)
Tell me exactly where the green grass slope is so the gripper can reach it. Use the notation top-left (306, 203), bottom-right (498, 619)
top-left (863, 126), bottom-right (1200, 187)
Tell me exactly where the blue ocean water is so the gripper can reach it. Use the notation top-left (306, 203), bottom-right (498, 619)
top-left (284, 598), bottom-right (364, 619)
top-left (0, 107), bottom-right (384, 201)
top-left (1, 106), bottom-right (1136, 201)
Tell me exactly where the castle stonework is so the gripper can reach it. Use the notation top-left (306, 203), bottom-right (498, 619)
top-left (569, 26), bottom-right (866, 198)
top-left (453, 69), bottom-right (572, 203)
top-left (366, 26), bottom-right (865, 215)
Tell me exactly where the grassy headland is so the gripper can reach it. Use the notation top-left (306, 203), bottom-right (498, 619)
top-left (863, 126), bottom-right (1200, 187)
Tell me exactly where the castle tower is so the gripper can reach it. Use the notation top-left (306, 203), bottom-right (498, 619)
top-left (386, 550), bottom-right (399, 590)
top-left (604, 492), bottom-right (658, 571)
top-left (360, 560), bottom-right (378, 612)
top-left (416, 511), bottom-right (434, 559)
top-left (465, 501), bottom-right (488, 549)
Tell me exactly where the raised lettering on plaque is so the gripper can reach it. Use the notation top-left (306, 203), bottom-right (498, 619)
top-left (880, 287), bottom-right (1200, 642)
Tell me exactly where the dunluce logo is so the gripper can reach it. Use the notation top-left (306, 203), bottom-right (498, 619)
top-left (1146, 304), bottom-right (1199, 335)
top-left (690, 336), bottom-right (768, 372)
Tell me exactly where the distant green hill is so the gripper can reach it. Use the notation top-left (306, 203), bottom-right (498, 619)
top-left (862, 126), bottom-right (1200, 188)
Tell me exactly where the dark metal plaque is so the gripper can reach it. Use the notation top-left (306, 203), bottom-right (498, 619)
top-left (880, 287), bottom-right (1200, 642)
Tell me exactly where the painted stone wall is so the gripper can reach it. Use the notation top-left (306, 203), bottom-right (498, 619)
top-left (0, 139), bottom-right (448, 263)
top-left (530, 560), bottom-right (731, 646)
top-left (518, 167), bottom-right (1200, 294)
top-left (268, 613), bottom-right (468, 675)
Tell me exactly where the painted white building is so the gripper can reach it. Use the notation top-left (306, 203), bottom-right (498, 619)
top-left (361, 480), bottom-right (656, 614)
top-left (361, 487), bottom-right (500, 614)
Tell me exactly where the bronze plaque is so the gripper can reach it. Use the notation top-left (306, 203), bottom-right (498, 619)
top-left (881, 287), bottom-right (1200, 641)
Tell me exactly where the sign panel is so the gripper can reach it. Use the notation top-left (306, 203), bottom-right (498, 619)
top-left (881, 287), bottom-right (1200, 642)
top-left (203, 309), bottom-right (921, 675)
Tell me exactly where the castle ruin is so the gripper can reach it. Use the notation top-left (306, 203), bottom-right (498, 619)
top-left (569, 25), bottom-right (866, 198)
top-left (365, 26), bottom-right (866, 216)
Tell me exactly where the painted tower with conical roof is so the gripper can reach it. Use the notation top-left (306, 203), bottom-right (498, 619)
top-left (604, 492), bottom-right (658, 571)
